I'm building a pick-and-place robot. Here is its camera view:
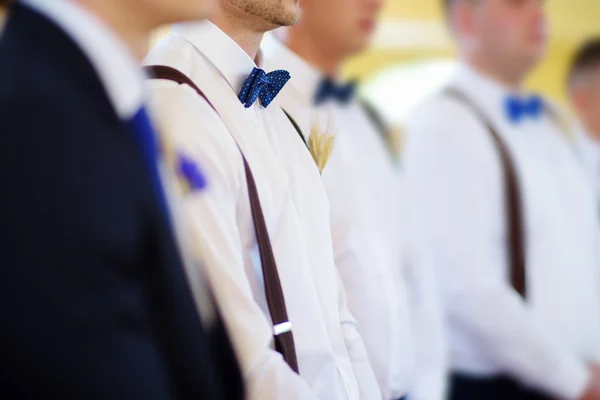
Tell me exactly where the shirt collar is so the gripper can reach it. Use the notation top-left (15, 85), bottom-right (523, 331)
top-left (453, 63), bottom-right (534, 124)
top-left (262, 32), bottom-right (324, 105)
top-left (172, 20), bottom-right (261, 95)
top-left (20, 0), bottom-right (145, 121)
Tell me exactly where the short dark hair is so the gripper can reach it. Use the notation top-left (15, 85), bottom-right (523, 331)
top-left (568, 38), bottom-right (600, 85)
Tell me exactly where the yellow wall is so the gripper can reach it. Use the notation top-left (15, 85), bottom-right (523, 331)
top-left (343, 0), bottom-right (600, 102)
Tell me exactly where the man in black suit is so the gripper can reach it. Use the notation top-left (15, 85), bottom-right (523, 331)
top-left (0, 1), bottom-right (243, 399)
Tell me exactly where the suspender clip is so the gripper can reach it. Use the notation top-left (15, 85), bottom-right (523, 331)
top-left (273, 321), bottom-right (292, 336)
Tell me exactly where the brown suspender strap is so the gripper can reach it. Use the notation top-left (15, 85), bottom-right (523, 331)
top-left (145, 65), bottom-right (300, 372)
top-left (281, 108), bottom-right (308, 149)
top-left (444, 87), bottom-right (527, 299)
top-left (360, 100), bottom-right (400, 163)
top-left (360, 101), bottom-right (387, 141)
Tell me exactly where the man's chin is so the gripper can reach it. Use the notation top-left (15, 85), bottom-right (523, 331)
top-left (282, 5), bottom-right (302, 26)
top-left (269, 13), bottom-right (300, 28)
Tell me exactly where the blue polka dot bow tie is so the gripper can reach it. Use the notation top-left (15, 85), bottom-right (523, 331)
top-left (314, 77), bottom-right (357, 106)
top-left (504, 94), bottom-right (544, 124)
top-left (238, 67), bottom-right (291, 108)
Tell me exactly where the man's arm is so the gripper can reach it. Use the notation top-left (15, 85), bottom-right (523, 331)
top-left (334, 270), bottom-right (383, 400)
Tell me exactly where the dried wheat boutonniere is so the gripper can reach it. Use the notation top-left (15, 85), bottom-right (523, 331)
top-left (386, 124), bottom-right (405, 162)
top-left (308, 115), bottom-right (336, 174)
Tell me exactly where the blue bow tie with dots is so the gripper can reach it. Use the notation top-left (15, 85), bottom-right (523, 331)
top-left (314, 77), bottom-right (357, 105)
top-left (504, 95), bottom-right (544, 124)
top-left (238, 67), bottom-right (291, 108)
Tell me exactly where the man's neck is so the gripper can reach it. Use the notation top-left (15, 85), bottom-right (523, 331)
top-left (465, 54), bottom-right (527, 93)
top-left (285, 29), bottom-right (343, 77)
top-left (209, 4), bottom-right (267, 62)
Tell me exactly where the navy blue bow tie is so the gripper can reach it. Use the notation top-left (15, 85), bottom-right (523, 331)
top-left (504, 95), bottom-right (544, 124)
top-left (314, 77), bottom-right (357, 105)
top-left (238, 67), bottom-right (291, 108)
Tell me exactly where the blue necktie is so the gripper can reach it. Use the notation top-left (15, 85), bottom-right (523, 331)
top-left (314, 77), bottom-right (357, 106)
top-left (127, 107), bottom-right (206, 220)
top-left (238, 67), bottom-right (291, 108)
top-left (504, 95), bottom-right (544, 124)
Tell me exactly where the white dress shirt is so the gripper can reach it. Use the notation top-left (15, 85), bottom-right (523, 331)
top-left (262, 34), bottom-right (447, 400)
top-left (404, 64), bottom-right (600, 399)
top-left (578, 129), bottom-right (600, 202)
top-left (144, 21), bottom-right (380, 400)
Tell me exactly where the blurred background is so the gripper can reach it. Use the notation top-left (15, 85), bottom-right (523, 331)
top-left (1, 1), bottom-right (598, 125)
top-left (347, 0), bottom-right (600, 126)
top-left (148, 0), bottom-right (600, 127)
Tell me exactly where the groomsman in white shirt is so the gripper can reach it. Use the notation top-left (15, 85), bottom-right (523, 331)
top-left (144, 1), bottom-right (381, 399)
top-left (404, 0), bottom-right (600, 399)
top-left (261, 0), bottom-right (448, 399)
top-left (568, 38), bottom-right (600, 200)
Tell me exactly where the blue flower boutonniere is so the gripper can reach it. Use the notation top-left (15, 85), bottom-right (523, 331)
top-left (176, 153), bottom-right (207, 193)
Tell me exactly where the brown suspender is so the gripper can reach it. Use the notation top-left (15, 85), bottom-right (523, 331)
top-left (145, 65), bottom-right (300, 372)
top-left (444, 87), bottom-right (527, 299)
top-left (360, 101), bottom-right (394, 159)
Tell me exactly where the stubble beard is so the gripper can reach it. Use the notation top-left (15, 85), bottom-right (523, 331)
top-left (230, 0), bottom-right (301, 27)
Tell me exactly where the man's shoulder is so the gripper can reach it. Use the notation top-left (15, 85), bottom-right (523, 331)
top-left (405, 89), bottom-right (487, 143)
top-left (145, 69), bottom-right (244, 186)
top-left (1, 77), bottom-right (82, 137)
top-left (145, 34), bottom-right (197, 76)
top-left (0, 40), bottom-right (93, 113)
top-left (0, 80), bottom-right (108, 152)
top-left (0, 52), bottom-right (124, 181)
top-left (403, 89), bottom-right (503, 170)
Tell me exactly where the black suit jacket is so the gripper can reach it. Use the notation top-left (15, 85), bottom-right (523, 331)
top-left (0, 4), bottom-right (243, 399)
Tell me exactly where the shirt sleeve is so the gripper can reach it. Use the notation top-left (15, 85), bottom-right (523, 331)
top-left (149, 82), bottom-right (319, 400)
top-left (403, 98), bottom-right (590, 400)
top-left (335, 270), bottom-right (383, 400)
